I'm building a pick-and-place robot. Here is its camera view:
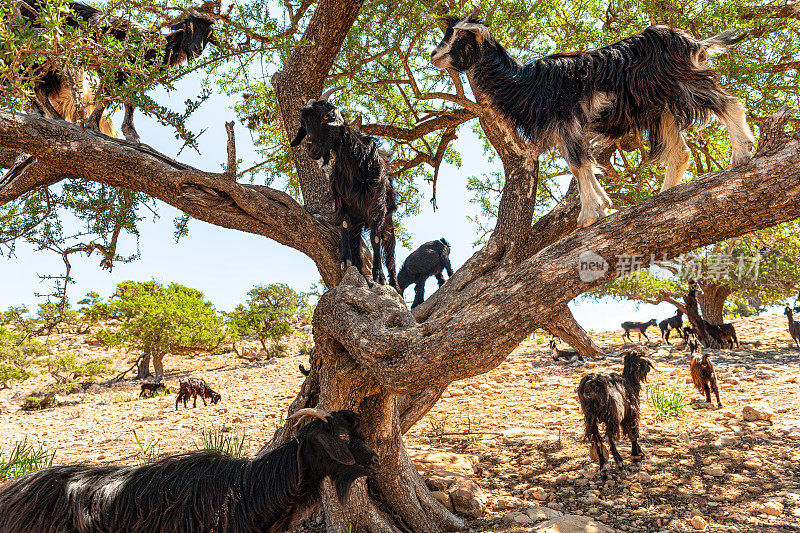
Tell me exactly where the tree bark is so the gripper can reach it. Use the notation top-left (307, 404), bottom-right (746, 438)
top-left (152, 353), bottom-right (165, 382)
top-left (697, 281), bottom-right (734, 325)
top-left (136, 352), bottom-right (151, 380)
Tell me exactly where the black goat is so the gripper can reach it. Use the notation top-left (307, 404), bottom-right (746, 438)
top-left (0, 408), bottom-right (380, 533)
top-left (550, 338), bottom-right (583, 363)
top-left (397, 238), bottom-right (453, 308)
top-left (689, 340), bottom-right (722, 407)
top-left (175, 377), bottom-right (221, 409)
top-left (290, 87), bottom-right (399, 290)
top-left (682, 325), bottom-right (698, 344)
top-left (621, 318), bottom-right (657, 343)
top-left (683, 287), bottom-right (738, 348)
top-left (785, 307), bottom-right (800, 348)
top-left (299, 364), bottom-right (311, 376)
top-left (659, 309), bottom-right (684, 345)
top-left (18, 1), bottom-right (216, 141)
top-left (432, 12), bottom-right (754, 227)
top-left (578, 350), bottom-right (654, 471)
top-left (139, 381), bottom-right (165, 398)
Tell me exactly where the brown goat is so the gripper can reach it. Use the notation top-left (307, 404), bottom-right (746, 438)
top-left (689, 340), bottom-right (722, 407)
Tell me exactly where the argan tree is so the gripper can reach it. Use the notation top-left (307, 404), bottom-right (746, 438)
top-left (2, 0), bottom-right (800, 530)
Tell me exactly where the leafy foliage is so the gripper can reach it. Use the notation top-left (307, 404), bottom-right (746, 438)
top-left (648, 383), bottom-right (688, 421)
top-left (0, 440), bottom-right (56, 481)
top-left (0, 327), bottom-right (48, 388)
top-left (225, 283), bottom-right (308, 351)
top-left (46, 352), bottom-right (112, 384)
top-left (97, 281), bottom-right (225, 378)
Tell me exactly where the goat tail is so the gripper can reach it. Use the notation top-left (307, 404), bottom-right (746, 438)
top-left (702, 29), bottom-right (748, 55)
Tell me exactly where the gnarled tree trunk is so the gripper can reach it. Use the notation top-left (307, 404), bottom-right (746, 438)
top-left (697, 281), bottom-right (734, 325)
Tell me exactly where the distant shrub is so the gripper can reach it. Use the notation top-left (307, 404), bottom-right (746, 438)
top-left (298, 338), bottom-right (314, 356)
top-left (46, 352), bottom-right (113, 384)
top-left (0, 440), bottom-right (56, 481)
top-left (0, 306), bottom-right (36, 335)
top-left (22, 392), bottom-right (59, 410)
top-left (0, 327), bottom-right (48, 388)
top-left (225, 284), bottom-right (309, 353)
top-left (77, 291), bottom-right (114, 330)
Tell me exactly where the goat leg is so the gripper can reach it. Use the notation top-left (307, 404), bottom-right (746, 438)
top-left (86, 103), bottom-right (108, 135)
top-left (606, 429), bottom-right (624, 466)
top-left (411, 283), bottom-right (425, 309)
top-left (435, 273), bottom-right (446, 287)
top-left (34, 88), bottom-right (65, 120)
top-left (121, 103), bottom-right (140, 143)
top-left (339, 218), bottom-right (353, 269)
top-left (370, 232), bottom-right (386, 284)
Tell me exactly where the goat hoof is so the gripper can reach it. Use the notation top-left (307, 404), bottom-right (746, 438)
top-left (730, 151), bottom-right (752, 167)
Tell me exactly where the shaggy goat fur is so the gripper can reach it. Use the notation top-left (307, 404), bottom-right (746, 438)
top-left (0, 409), bottom-right (380, 533)
top-left (397, 238), bottom-right (454, 308)
top-left (578, 350), bottom-right (654, 470)
top-left (291, 89), bottom-right (399, 290)
top-left (621, 318), bottom-right (657, 342)
top-left (659, 309), bottom-right (684, 345)
top-left (432, 13), bottom-right (754, 227)
top-left (689, 340), bottom-right (722, 407)
top-left (175, 377), bottom-right (221, 409)
top-left (785, 307), bottom-right (800, 348)
top-left (550, 338), bottom-right (583, 363)
top-left (18, 0), bottom-right (215, 141)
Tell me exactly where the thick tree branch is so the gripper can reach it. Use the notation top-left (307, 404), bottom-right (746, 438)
top-left (316, 130), bottom-right (800, 393)
top-left (0, 112), bottom-right (345, 286)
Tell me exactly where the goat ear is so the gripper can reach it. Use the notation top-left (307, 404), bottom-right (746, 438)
top-left (452, 22), bottom-right (490, 41)
top-left (290, 126), bottom-right (306, 147)
top-left (315, 432), bottom-right (356, 465)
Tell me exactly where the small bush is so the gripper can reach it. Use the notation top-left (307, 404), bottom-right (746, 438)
top-left (0, 439), bottom-right (56, 481)
top-left (298, 338), bottom-right (314, 356)
top-left (269, 342), bottom-right (288, 358)
top-left (648, 383), bottom-right (687, 421)
top-left (47, 353), bottom-right (113, 384)
top-left (196, 427), bottom-right (246, 458)
top-left (22, 392), bottom-right (58, 410)
top-left (0, 327), bottom-right (48, 388)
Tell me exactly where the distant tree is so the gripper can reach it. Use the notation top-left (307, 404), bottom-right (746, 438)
top-left (226, 283), bottom-right (308, 355)
top-left (590, 222), bottom-right (800, 323)
top-left (0, 327), bottom-right (47, 388)
top-left (98, 281), bottom-right (225, 380)
top-left (76, 291), bottom-right (113, 332)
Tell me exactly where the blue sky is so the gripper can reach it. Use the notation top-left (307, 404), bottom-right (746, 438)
top-left (0, 73), bottom-right (679, 333)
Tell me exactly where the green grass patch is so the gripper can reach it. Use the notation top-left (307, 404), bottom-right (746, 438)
top-left (648, 383), bottom-right (688, 421)
top-left (196, 427), bottom-right (246, 458)
top-left (21, 392), bottom-right (58, 410)
top-left (0, 439), bottom-right (56, 480)
top-left (132, 430), bottom-right (160, 465)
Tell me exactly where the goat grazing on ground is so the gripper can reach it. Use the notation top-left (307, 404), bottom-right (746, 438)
top-left (290, 86), bottom-right (399, 290)
top-left (689, 340), bottom-right (722, 407)
top-left (0, 408), bottom-right (380, 533)
top-left (175, 377), bottom-right (221, 410)
top-left (621, 318), bottom-right (657, 343)
top-left (18, 1), bottom-right (216, 142)
top-left (550, 338), bottom-right (584, 363)
top-left (578, 350), bottom-right (654, 471)
top-left (659, 309), bottom-right (684, 345)
top-left (139, 381), bottom-right (165, 398)
top-left (432, 12), bottom-right (755, 227)
top-left (683, 287), bottom-right (739, 348)
top-left (397, 238), bottom-right (454, 308)
top-left (785, 307), bottom-right (800, 348)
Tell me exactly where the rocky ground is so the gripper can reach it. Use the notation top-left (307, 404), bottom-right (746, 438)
top-left (1, 314), bottom-right (799, 532)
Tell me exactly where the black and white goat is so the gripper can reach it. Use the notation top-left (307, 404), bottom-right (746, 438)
top-left (621, 318), bottom-right (657, 343)
top-left (290, 86), bottom-right (399, 290)
top-left (432, 12), bottom-right (754, 227)
top-left (550, 338), bottom-right (583, 363)
top-left (397, 238), bottom-right (453, 308)
top-left (0, 408), bottom-right (379, 533)
top-left (684, 287), bottom-right (738, 348)
top-left (18, 1), bottom-right (216, 141)
top-left (659, 309), bottom-right (684, 345)
top-left (689, 340), bottom-right (722, 407)
top-left (785, 307), bottom-right (800, 348)
top-left (578, 350), bottom-right (654, 470)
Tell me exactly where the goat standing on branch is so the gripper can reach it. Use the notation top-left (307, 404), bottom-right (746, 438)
top-left (0, 409), bottom-right (380, 533)
top-left (291, 86), bottom-right (400, 290)
top-left (578, 350), bottom-right (654, 471)
top-left (397, 238), bottom-right (453, 308)
top-left (431, 12), bottom-right (755, 227)
top-left (16, 1), bottom-right (217, 142)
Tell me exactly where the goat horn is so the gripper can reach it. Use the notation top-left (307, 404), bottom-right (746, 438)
top-left (288, 407), bottom-right (330, 423)
top-left (319, 85), bottom-right (345, 102)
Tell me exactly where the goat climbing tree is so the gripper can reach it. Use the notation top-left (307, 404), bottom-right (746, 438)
top-left (3, 0), bottom-right (800, 530)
